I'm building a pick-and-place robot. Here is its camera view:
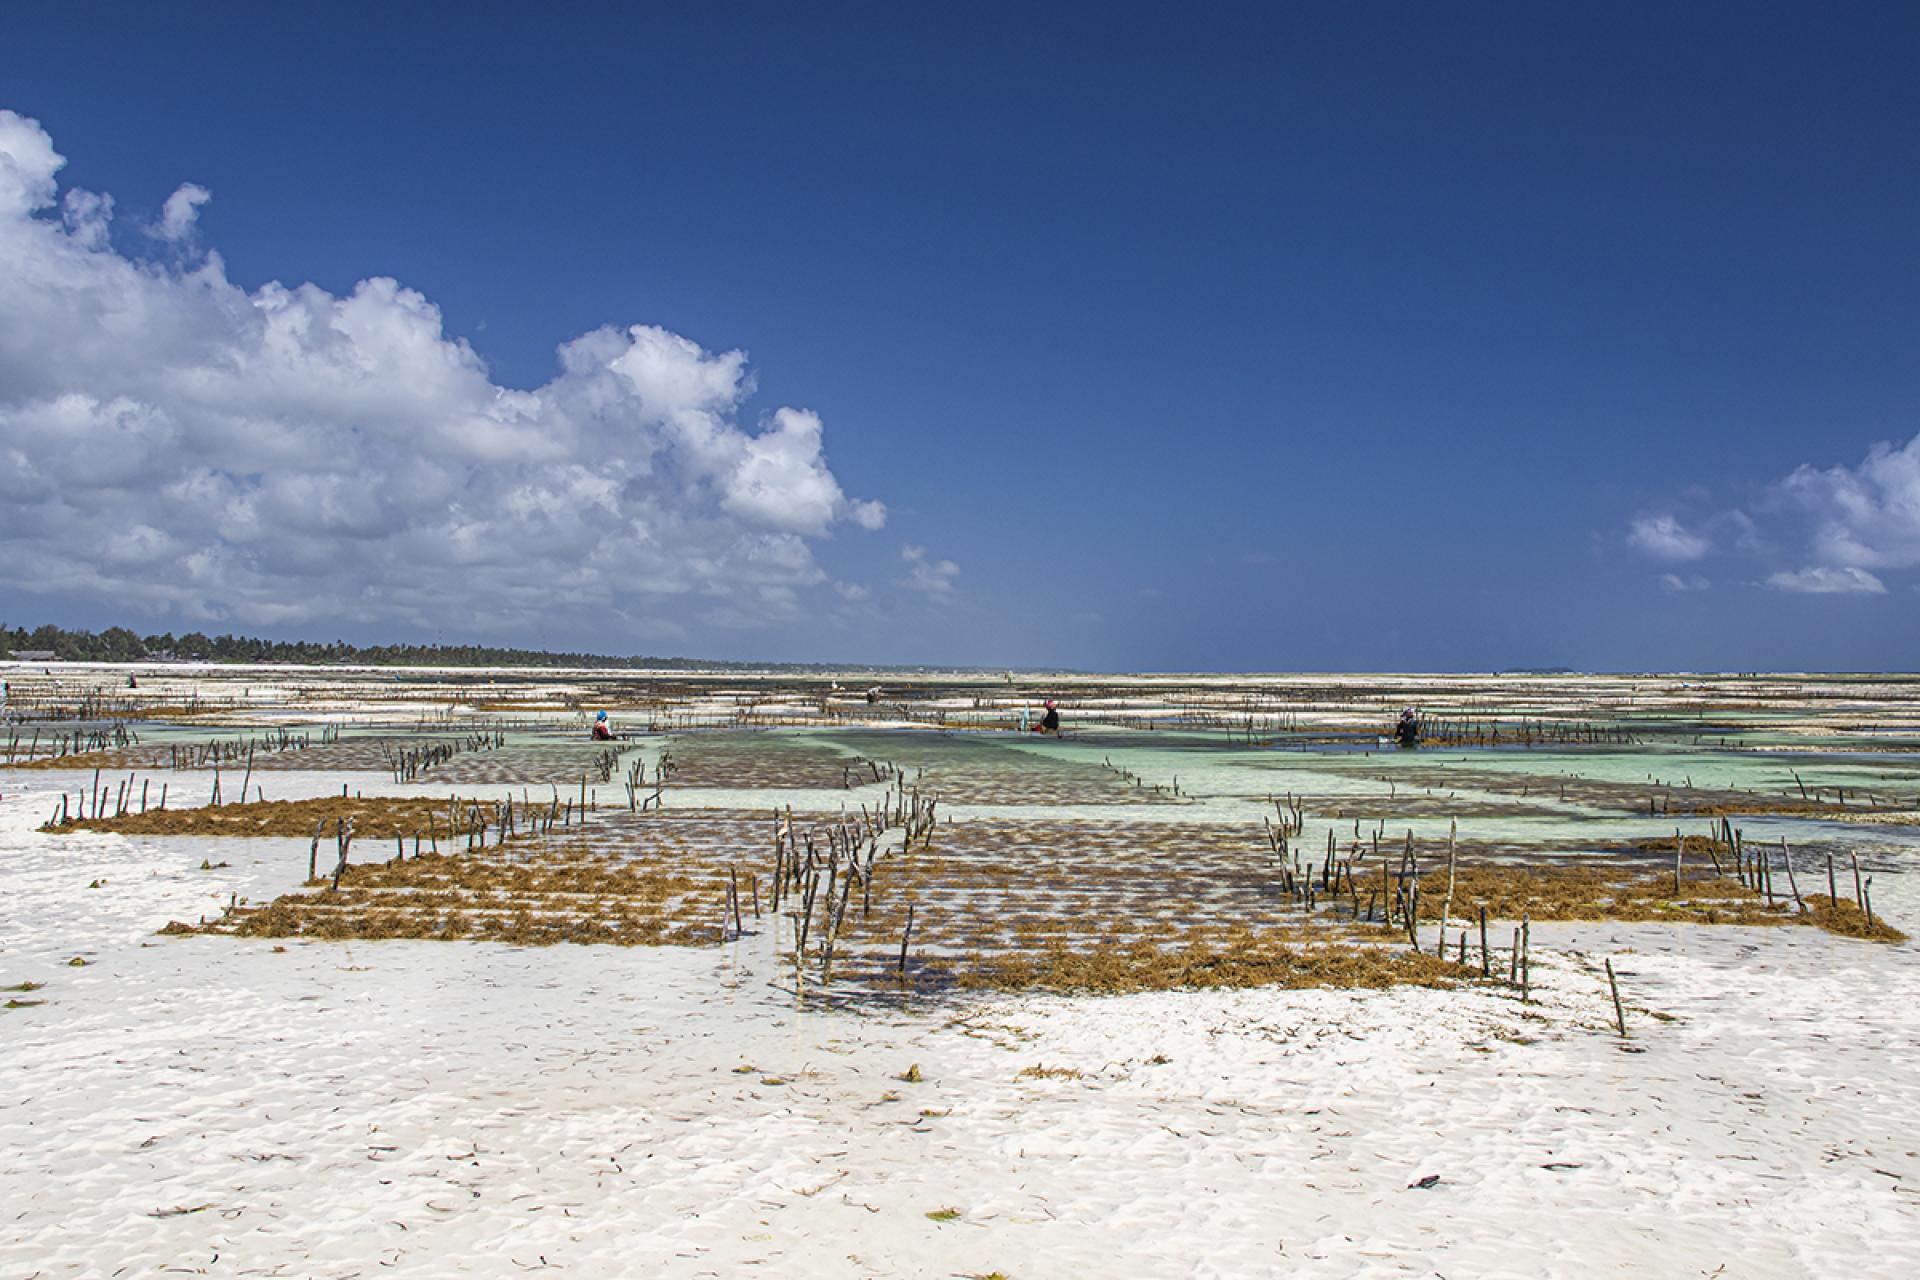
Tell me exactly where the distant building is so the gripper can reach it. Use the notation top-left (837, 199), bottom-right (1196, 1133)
top-left (11, 650), bottom-right (56, 661)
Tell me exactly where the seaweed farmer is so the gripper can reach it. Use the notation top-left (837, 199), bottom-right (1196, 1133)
top-left (591, 710), bottom-right (615, 741)
top-left (1394, 706), bottom-right (1420, 748)
top-left (1033, 699), bottom-right (1061, 735)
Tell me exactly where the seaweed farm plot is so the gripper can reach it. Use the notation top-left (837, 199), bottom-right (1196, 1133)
top-left (759, 814), bottom-right (1477, 994)
top-left (29, 733), bottom-right (630, 788)
top-left (197, 845), bottom-right (723, 946)
top-left (745, 789), bottom-right (1913, 995)
top-left (0, 726), bottom-right (502, 784)
top-left (626, 726), bottom-right (1194, 803)
top-left (136, 719), bottom-right (1915, 998)
top-left (1212, 762), bottom-right (1575, 820)
top-left (0, 724), bottom-right (340, 772)
top-left (1405, 850), bottom-right (1905, 942)
top-left (177, 807), bottom-right (774, 946)
top-left (657, 733), bottom-right (866, 790)
top-left (46, 793), bottom-right (487, 842)
top-left (822, 730), bottom-right (1186, 806)
top-left (1383, 760), bottom-right (1895, 819)
top-left (417, 740), bottom-right (624, 786)
top-left (1, 721), bottom-right (147, 768)
top-left (851, 817), bottom-right (1296, 949)
top-left (169, 796), bottom-right (1480, 995)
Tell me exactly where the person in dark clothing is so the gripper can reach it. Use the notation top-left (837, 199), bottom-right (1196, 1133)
top-left (1394, 707), bottom-right (1420, 748)
top-left (1034, 699), bottom-right (1061, 735)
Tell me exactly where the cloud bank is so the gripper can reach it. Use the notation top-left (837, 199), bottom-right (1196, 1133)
top-left (0, 109), bottom-right (890, 640)
top-left (1627, 432), bottom-right (1920, 597)
top-left (1775, 436), bottom-right (1920, 574)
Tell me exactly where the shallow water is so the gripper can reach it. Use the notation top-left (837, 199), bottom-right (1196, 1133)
top-left (6, 664), bottom-right (1919, 933)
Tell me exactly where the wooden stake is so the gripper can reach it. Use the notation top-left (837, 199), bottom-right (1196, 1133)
top-left (797, 870), bottom-right (818, 954)
top-left (330, 818), bottom-right (354, 890)
top-left (1520, 914), bottom-right (1531, 1002)
top-left (1605, 958), bottom-right (1627, 1036)
top-left (1780, 838), bottom-right (1805, 913)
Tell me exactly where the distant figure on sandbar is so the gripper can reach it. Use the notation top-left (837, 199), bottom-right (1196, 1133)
top-left (1033, 699), bottom-right (1061, 735)
top-left (591, 710), bottom-right (615, 741)
top-left (1395, 707), bottom-right (1420, 748)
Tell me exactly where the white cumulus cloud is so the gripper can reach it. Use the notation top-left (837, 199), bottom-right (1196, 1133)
top-left (154, 182), bottom-right (210, 242)
top-left (1657, 573), bottom-right (1711, 593)
top-left (1774, 433), bottom-right (1920, 571)
top-left (0, 108), bottom-right (887, 640)
top-left (1626, 514), bottom-right (1709, 562)
top-left (1623, 433), bottom-right (1920, 599)
top-left (1764, 566), bottom-right (1887, 595)
top-left (900, 544), bottom-right (959, 598)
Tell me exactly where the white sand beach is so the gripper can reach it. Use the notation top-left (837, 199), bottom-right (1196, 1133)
top-left (5, 762), bottom-right (1918, 1278)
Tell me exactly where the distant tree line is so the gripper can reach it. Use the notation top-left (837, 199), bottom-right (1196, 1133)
top-left (0, 622), bottom-right (820, 671)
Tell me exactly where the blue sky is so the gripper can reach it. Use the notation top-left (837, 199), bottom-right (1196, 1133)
top-left (1, 3), bottom-right (1916, 670)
